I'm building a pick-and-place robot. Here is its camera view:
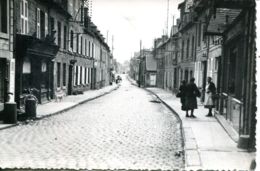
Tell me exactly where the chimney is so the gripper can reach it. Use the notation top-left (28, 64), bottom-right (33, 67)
top-left (84, 7), bottom-right (89, 29)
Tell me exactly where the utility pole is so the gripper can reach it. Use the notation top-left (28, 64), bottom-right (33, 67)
top-left (112, 35), bottom-right (114, 56)
top-left (166, 0), bottom-right (169, 36)
top-left (106, 30), bottom-right (109, 44)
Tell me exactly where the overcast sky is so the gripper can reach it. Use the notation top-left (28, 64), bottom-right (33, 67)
top-left (92, 0), bottom-right (183, 63)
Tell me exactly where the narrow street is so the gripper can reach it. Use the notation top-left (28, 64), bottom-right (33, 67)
top-left (0, 76), bottom-right (184, 170)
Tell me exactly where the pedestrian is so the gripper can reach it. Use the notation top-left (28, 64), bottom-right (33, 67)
top-left (177, 80), bottom-right (187, 114)
top-left (204, 77), bottom-right (216, 117)
top-left (185, 78), bottom-right (200, 118)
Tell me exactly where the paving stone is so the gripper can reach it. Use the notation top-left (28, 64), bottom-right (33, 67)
top-left (0, 78), bottom-right (184, 170)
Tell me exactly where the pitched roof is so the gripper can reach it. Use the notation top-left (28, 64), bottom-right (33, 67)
top-left (206, 8), bottom-right (242, 34)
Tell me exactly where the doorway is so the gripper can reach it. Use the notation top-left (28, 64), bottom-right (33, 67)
top-left (68, 65), bottom-right (73, 95)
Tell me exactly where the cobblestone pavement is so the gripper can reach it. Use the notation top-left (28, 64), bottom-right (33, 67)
top-left (0, 76), bottom-right (184, 170)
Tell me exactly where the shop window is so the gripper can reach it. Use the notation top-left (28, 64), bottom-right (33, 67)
top-left (57, 63), bottom-right (61, 87)
top-left (63, 63), bottom-right (66, 86)
top-left (20, 0), bottom-right (29, 34)
top-left (0, 0), bottom-right (7, 33)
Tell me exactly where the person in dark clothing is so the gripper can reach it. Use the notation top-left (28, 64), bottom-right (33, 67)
top-left (204, 77), bottom-right (216, 117)
top-left (178, 80), bottom-right (187, 114)
top-left (185, 78), bottom-right (200, 118)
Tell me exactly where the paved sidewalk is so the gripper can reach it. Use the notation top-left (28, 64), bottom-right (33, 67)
top-left (0, 84), bottom-right (120, 130)
top-left (146, 87), bottom-right (255, 170)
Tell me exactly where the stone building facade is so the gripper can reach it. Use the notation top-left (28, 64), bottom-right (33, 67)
top-left (0, 0), bottom-right (15, 113)
top-left (13, 0), bottom-right (111, 111)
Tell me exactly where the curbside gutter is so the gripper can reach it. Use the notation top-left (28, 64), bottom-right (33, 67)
top-left (0, 84), bottom-right (120, 131)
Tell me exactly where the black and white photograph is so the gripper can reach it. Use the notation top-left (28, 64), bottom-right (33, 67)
top-left (0, 0), bottom-right (258, 170)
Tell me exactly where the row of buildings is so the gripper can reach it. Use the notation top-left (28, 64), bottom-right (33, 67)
top-left (0, 0), bottom-right (114, 118)
top-left (130, 0), bottom-right (256, 150)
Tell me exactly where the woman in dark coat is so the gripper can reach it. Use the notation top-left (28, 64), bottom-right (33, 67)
top-left (178, 80), bottom-right (187, 114)
top-left (185, 78), bottom-right (200, 118)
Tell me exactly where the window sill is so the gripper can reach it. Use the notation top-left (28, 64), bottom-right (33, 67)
top-left (0, 32), bottom-right (9, 39)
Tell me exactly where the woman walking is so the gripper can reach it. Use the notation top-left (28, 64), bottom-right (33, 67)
top-left (185, 78), bottom-right (200, 118)
top-left (204, 77), bottom-right (216, 117)
top-left (178, 80), bottom-right (188, 115)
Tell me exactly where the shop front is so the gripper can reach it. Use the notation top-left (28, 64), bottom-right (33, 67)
top-left (15, 35), bottom-right (59, 109)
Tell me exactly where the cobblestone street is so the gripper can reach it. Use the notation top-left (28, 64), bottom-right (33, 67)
top-left (0, 77), bottom-right (184, 170)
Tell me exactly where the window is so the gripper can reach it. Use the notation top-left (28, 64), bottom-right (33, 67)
top-left (57, 21), bottom-right (61, 47)
top-left (50, 17), bottom-right (54, 31)
top-left (85, 39), bottom-right (87, 56)
top-left (76, 34), bottom-right (79, 53)
top-left (88, 68), bottom-right (91, 83)
top-left (20, 0), bottom-right (29, 34)
top-left (192, 36), bottom-right (195, 59)
top-left (57, 63), bottom-right (61, 87)
top-left (186, 38), bottom-right (190, 59)
top-left (40, 10), bottom-right (45, 38)
top-left (70, 30), bottom-right (74, 50)
top-left (80, 36), bottom-right (83, 54)
top-left (77, 66), bottom-right (80, 85)
top-left (63, 26), bottom-right (67, 49)
top-left (63, 63), bottom-right (66, 86)
top-left (44, 13), bottom-right (48, 36)
top-left (181, 40), bottom-right (184, 60)
top-left (0, 0), bottom-right (7, 33)
top-left (23, 58), bottom-right (31, 73)
top-left (75, 66), bottom-right (78, 85)
top-left (92, 43), bottom-right (94, 58)
top-left (198, 22), bottom-right (201, 47)
top-left (88, 41), bottom-right (91, 57)
top-left (85, 67), bottom-right (88, 84)
top-left (80, 66), bottom-right (83, 85)
top-left (36, 8), bottom-right (41, 38)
